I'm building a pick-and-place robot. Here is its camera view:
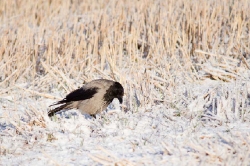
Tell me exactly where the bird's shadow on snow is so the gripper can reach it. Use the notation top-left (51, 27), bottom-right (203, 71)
top-left (55, 110), bottom-right (95, 120)
top-left (0, 122), bottom-right (15, 132)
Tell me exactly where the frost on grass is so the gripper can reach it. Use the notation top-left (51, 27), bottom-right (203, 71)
top-left (0, 0), bottom-right (250, 165)
top-left (1, 79), bottom-right (250, 165)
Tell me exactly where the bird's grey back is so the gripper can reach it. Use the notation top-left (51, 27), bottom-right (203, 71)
top-left (76, 79), bottom-right (115, 115)
top-left (84, 79), bottom-right (114, 90)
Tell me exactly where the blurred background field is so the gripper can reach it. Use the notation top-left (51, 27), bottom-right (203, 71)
top-left (0, 0), bottom-right (250, 165)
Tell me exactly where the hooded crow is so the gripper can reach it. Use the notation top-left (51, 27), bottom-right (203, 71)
top-left (48, 79), bottom-right (124, 118)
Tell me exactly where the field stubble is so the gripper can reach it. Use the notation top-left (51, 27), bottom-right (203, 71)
top-left (0, 0), bottom-right (250, 165)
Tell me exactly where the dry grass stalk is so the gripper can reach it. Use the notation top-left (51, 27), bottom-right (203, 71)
top-left (15, 85), bottom-right (61, 100)
top-left (0, 0), bottom-right (249, 165)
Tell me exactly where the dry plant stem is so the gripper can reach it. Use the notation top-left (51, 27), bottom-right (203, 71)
top-left (41, 150), bottom-right (61, 166)
top-left (0, 0), bottom-right (249, 165)
top-left (15, 85), bottom-right (61, 100)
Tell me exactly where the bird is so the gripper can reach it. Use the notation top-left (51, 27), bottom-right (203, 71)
top-left (48, 79), bottom-right (124, 118)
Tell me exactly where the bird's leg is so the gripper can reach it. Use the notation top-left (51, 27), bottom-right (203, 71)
top-left (91, 114), bottom-right (96, 119)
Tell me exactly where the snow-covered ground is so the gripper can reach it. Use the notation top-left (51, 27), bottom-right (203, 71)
top-left (0, 1), bottom-right (250, 165)
top-left (1, 79), bottom-right (249, 165)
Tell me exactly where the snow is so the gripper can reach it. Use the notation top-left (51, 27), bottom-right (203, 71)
top-left (0, 80), bottom-right (250, 165)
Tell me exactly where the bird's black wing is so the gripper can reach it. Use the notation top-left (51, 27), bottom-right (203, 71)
top-left (66, 87), bottom-right (99, 102)
top-left (51, 87), bottom-right (99, 106)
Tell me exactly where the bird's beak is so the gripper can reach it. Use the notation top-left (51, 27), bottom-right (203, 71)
top-left (118, 97), bottom-right (123, 104)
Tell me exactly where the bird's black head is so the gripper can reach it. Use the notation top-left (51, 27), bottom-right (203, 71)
top-left (104, 81), bottom-right (124, 104)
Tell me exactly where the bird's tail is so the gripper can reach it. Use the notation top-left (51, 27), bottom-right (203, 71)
top-left (48, 102), bottom-right (72, 117)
